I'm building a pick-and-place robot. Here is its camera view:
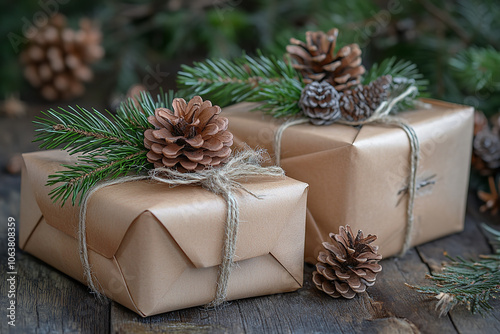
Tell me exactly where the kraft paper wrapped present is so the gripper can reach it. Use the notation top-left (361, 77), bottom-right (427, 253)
top-left (224, 99), bottom-right (474, 263)
top-left (19, 150), bottom-right (308, 316)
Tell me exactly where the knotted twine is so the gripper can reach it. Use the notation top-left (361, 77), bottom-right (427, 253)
top-left (78, 149), bottom-right (284, 307)
top-left (274, 86), bottom-right (419, 256)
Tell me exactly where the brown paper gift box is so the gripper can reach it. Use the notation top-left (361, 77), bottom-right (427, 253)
top-left (224, 99), bottom-right (474, 263)
top-left (19, 150), bottom-right (309, 317)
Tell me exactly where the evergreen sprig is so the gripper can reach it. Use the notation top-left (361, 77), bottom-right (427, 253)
top-left (449, 47), bottom-right (500, 93)
top-left (408, 224), bottom-right (500, 316)
top-left (177, 53), bottom-right (299, 107)
top-left (34, 90), bottom-right (176, 206)
top-left (363, 57), bottom-right (428, 92)
top-left (179, 52), bottom-right (426, 118)
top-left (251, 76), bottom-right (303, 118)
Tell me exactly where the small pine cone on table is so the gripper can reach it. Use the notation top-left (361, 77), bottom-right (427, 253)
top-left (144, 96), bottom-right (233, 172)
top-left (20, 13), bottom-right (104, 101)
top-left (299, 81), bottom-right (341, 125)
top-left (340, 75), bottom-right (392, 122)
top-left (312, 225), bottom-right (382, 299)
top-left (287, 28), bottom-right (365, 92)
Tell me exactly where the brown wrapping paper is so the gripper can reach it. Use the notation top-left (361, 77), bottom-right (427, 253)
top-left (19, 150), bottom-right (309, 316)
top-left (224, 98), bottom-right (474, 263)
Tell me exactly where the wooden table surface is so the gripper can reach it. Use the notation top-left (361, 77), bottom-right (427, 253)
top-left (1, 109), bottom-right (500, 334)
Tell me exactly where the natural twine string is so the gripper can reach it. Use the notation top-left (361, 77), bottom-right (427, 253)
top-left (78, 149), bottom-right (284, 307)
top-left (274, 86), bottom-right (419, 256)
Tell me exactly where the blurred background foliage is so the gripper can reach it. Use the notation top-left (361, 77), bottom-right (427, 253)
top-left (1, 0), bottom-right (500, 117)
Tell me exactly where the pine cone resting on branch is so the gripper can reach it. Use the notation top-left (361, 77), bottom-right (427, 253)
top-left (20, 14), bottom-right (104, 101)
top-left (287, 28), bottom-right (365, 92)
top-left (312, 225), bottom-right (382, 299)
top-left (299, 81), bottom-right (341, 125)
top-left (144, 96), bottom-right (233, 172)
top-left (340, 75), bottom-right (392, 121)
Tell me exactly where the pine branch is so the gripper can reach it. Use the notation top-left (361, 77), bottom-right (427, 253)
top-left (416, 0), bottom-right (472, 45)
top-left (250, 76), bottom-right (303, 118)
top-left (117, 89), bottom-right (177, 123)
top-left (51, 124), bottom-right (134, 146)
top-left (34, 105), bottom-right (144, 155)
top-left (34, 91), bottom-right (179, 206)
top-left (407, 225), bottom-right (500, 316)
top-left (449, 47), bottom-right (500, 93)
top-left (363, 57), bottom-right (428, 92)
top-left (48, 148), bottom-right (148, 206)
top-left (177, 53), bottom-right (299, 107)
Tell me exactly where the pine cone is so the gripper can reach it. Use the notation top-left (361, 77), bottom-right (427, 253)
top-left (287, 28), bottom-right (365, 91)
top-left (299, 81), bottom-right (341, 125)
top-left (312, 225), bottom-right (382, 299)
top-left (473, 128), bottom-right (500, 171)
top-left (340, 75), bottom-right (392, 121)
top-left (144, 96), bottom-right (233, 171)
top-left (20, 14), bottom-right (104, 101)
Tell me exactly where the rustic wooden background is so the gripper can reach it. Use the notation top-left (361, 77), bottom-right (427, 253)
top-left (1, 107), bottom-right (499, 334)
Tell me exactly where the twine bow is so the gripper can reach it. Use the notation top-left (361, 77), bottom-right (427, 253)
top-left (274, 85), bottom-right (419, 256)
top-left (78, 149), bottom-right (284, 307)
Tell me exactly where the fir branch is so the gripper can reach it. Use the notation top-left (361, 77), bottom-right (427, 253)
top-left (117, 89), bottom-right (177, 124)
top-left (449, 47), bottom-right (500, 93)
top-left (34, 105), bottom-right (143, 155)
top-left (51, 124), bottom-right (134, 146)
top-left (48, 148), bottom-right (149, 206)
top-left (250, 76), bottom-right (303, 118)
top-left (363, 57), bottom-right (428, 93)
top-left (407, 225), bottom-right (500, 316)
top-left (177, 53), bottom-right (298, 107)
top-left (34, 91), bottom-right (178, 206)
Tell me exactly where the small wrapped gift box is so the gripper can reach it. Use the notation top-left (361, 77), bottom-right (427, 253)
top-left (224, 99), bottom-right (474, 262)
top-left (20, 150), bottom-right (308, 316)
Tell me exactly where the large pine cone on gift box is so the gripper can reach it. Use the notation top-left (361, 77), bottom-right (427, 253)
top-left (312, 225), bottom-right (382, 299)
top-left (20, 14), bottom-right (104, 101)
top-left (299, 81), bottom-right (341, 125)
top-left (340, 75), bottom-right (392, 121)
top-left (144, 96), bottom-right (233, 171)
top-left (287, 28), bottom-right (365, 92)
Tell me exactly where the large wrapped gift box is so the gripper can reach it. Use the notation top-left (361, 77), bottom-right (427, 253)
top-left (224, 99), bottom-right (474, 263)
top-left (20, 150), bottom-right (308, 317)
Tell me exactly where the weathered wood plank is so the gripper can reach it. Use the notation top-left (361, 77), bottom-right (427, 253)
top-left (365, 248), bottom-right (457, 334)
top-left (111, 266), bottom-right (381, 334)
top-left (2, 253), bottom-right (111, 334)
top-left (0, 174), bottom-right (110, 334)
top-left (415, 203), bottom-right (500, 334)
top-left (111, 258), bottom-right (454, 334)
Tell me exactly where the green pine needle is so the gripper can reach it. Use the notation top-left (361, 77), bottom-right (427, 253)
top-left (177, 52), bottom-right (299, 107)
top-left (363, 57), bottom-right (428, 92)
top-left (408, 224), bottom-right (500, 316)
top-left (250, 76), bottom-right (303, 118)
top-left (47, 148), bottom-right (148, 206)
top-left (449, 47), bottom-right (500, 93)
top-left (34, 90), bottom-right (178, 206)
